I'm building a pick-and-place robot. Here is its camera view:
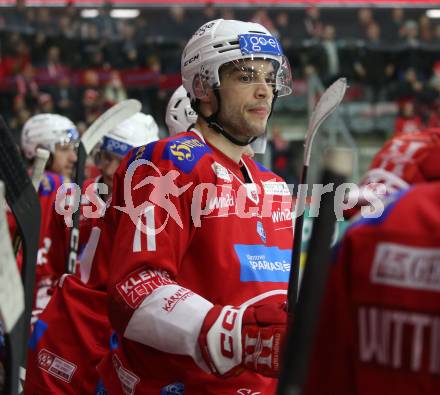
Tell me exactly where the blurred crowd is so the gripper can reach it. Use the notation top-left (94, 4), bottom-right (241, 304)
top-left (2, 3), bottom-right (440, 139)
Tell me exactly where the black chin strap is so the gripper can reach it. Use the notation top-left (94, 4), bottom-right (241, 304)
top-left (200, 113), bottom-right (257, 146)
top-left (195, 88), bottom-right (279, 148)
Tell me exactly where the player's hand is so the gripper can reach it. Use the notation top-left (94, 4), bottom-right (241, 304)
top-left (198, 303), bottom-right (288, 377)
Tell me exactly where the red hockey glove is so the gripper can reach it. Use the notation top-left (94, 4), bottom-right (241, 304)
top-left (198, 303), bottom-right (288, 377)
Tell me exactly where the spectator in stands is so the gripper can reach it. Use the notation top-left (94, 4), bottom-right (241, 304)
top-left (433, 24), bottom-right (440, 43)
top-left (390, 67), bottom-right (424, 102)
top-left (394, 99), bottom-right (423, 136)
top-left (308, 24), bottom-right (341, 86)
top-left (357, 7), bottom-right (376, 39)
top-left (16, 63), bottom-right (39, 111)
top-left (401, 19), bottom-right (420, 47)
top-left (94, 1), bottom-right (118, 40)
top-left (419, 14), bottom-right (433, 44)
top-left (385, 7), bottom-right (406, 43)
top-left (44, 45), bottom-right (66, 81)
top-left (275, 11), bottom-right (293, 49)
top-left (4, 0), bottom-right (32, 34)
top-left (77, 89), bottom-right (103, 132)
top-left (3, 36), bottom-right (30, 77)
top-left (35, 8), bottom-right (56, 36)
top-left (427, 100), bottom-right (440, 128)
top-left (220, 8), bottom-right (235, 21)
top-left (103, 70), bottom-right (127, 106)
top-left (354, 23), bottom-right (395, 103)
top-left (36, 92), bottom-right (55, 114)
top-left (49, 73), bottom-right (76, 119)
top-left (303, 6), bottom-right (323, 40)
top-left (251, 9), bottom-right (277, 35)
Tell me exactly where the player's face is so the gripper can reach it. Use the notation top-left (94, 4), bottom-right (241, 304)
top-left (217, 59), bottom-right (274, 141)
top-left (99, 150), bottom-right (122, 192)
top-left (51, 143), bottom-right (77, 178)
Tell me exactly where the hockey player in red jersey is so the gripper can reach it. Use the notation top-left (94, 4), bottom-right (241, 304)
top-left (303, 129), bottom-right (440, 394)
top-left (14, 114), bottom-right (78, 312)
top-left (97, 19), bottom-right (294, 394)
top-left (24, 113), bottom-right (159, 395)
top-left (9, 114), bottom-right (78, 251)
top-left (305, 181), bottom-right (440, 395)
top-left (345, 128), bottom-right (440, 219)
top-left (44, 113), bottom-right (159, 283)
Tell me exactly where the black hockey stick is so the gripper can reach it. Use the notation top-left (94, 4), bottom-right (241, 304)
top-left (66, 99), bottom-right (141, 273)
top-left (12, 148), bottom-right (49, 256)
top-left (277, 148), bottom-right (353, 395)
top-left (0, 117), bottom-right (41, 395)
top-left (288, 78), bottom-right (347, 310)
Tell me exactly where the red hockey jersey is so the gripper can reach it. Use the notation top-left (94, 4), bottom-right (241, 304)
top-left (305, 183), bottom-right (440, 395)
top-left (98, 130), bottom-right (293, 394)
top-left (25, 130), bottom-right (293, 395)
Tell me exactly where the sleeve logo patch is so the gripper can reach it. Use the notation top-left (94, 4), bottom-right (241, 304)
top-left (38, 348), bottom-right (77, 383)
top-left (116, 268), bottom-right (176, 309)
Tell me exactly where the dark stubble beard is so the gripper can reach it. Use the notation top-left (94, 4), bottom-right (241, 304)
top-left (217, 106), bottom-right (267, 144)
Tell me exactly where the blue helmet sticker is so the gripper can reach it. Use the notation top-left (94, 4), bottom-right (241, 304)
top-left (239, 34), bottom-right (283, 57)
top-left (102, 136), bottom-right (133, 157)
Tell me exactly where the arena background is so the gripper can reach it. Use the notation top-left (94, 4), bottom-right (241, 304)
top-left (2, 0), bottom-right (440, 185)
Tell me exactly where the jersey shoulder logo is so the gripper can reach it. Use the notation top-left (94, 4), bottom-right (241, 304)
top-left (162, 136), bottom-right (211, 173)
top-left (127, 141), bottom-right (158, 168)
top-left (39, 172), bottom-right (59, 196)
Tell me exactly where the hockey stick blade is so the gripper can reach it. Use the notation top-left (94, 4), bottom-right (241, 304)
top-left (0, 116), bottom-right (41, 395)
top-left (81, 99), bottom-right (142, 155)
top-left (288, 78), bottom-right (347, 309)
top-left (304, 78), bottom-right (347, 167)
top-left (31, 148), bottom-right (50, 190)
top-left (66, 99), bottom-right (141, 273)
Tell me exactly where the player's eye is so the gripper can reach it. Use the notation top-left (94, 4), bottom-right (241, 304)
top-left (239, 73), bottom-right (253, 83)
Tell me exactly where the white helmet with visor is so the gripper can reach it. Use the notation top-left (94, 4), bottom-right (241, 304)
top-left (182, 19), bottom-right (293, 102)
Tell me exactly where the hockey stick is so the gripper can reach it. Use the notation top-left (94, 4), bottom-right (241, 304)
top-left (288, 78), bottom-right (347, 310)
top-left (277, 148), bottom-right (353, 395)
top-left (0, 117), bottom-right (41, 395)
top-left (12, 148), bottom-right (50, 255)
top-left (0, 181), bottom-right (25, 395)
top-left (66, 99), bottom-right (141, 274)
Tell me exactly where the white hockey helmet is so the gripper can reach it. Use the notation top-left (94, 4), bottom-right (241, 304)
top-left (181, 19), bottom-right (293, 102)
top-left (100, 113), bottom-right (159, 157)
top-left (165, 85), bottom-right (198, 136)
top-left (21, 113), bottom-right (79, 160)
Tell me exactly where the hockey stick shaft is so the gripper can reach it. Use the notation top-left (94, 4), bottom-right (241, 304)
top-left (0, 117), bottom-right (41, 395)
top-left (12, 148), bottom-right (50, 255)
top-left (288, 78), bottom-right (347, 310)
top-left (277, 148), bottom-right (352, 395)
top-left (66, 99), bottom-right (141, 273)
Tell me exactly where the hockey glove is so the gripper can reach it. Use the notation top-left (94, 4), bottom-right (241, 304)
top-left (198, 303), bottom-right (287, 377)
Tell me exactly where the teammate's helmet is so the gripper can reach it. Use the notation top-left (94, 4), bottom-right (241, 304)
top-left (359, 128), bottom-right (440, 197)
top-left (100, 113), bottom-right (159, 157)
top-left (181, 19), bottom-right (293, 102)
top-left (21, 113), bottom-right (79, 160)
top-left (165, 85), bottom-right (198, 136)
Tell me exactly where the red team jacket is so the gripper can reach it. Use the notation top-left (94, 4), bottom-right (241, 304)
top-left (305, 183), bottom-right (440, 395)
top-left (25, 130), bottom-right (293, 395)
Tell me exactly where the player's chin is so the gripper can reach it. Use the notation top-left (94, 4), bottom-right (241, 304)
top-left (63, 167), bottom-right (74, 178)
